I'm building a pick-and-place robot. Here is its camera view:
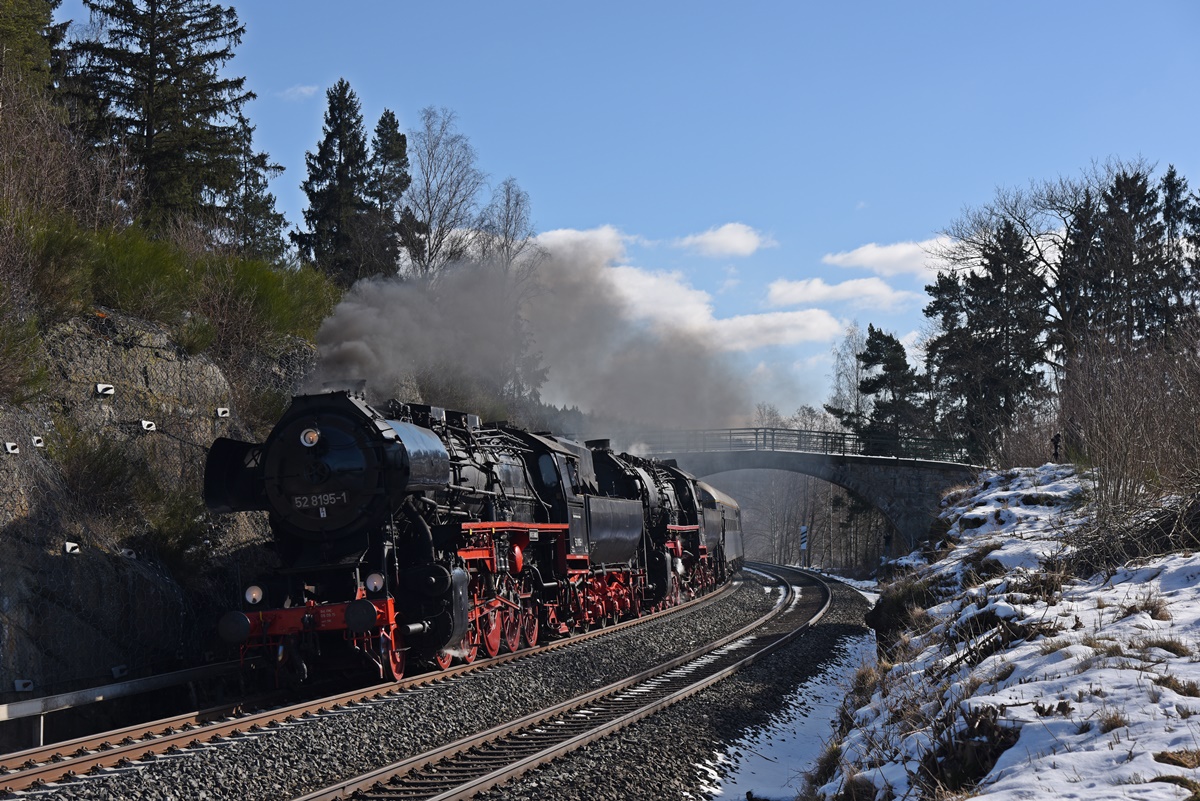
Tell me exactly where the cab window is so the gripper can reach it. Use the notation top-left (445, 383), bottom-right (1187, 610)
top-left (538, 453), bottom-right (558, 489)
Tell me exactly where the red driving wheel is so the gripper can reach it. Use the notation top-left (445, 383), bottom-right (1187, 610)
top-left (480, 607), bottom-right (502, 658)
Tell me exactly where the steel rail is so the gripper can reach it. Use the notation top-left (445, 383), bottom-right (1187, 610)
top-left (0, 580), bottom-right (733, 794)
top-left (292, 566), bottom-right (828, 801)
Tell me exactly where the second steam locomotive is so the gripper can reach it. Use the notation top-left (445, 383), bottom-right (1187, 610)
top-left (204, 389), bottom-right (743, 682)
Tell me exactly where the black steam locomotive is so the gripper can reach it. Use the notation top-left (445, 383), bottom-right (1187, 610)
top-left (204, 389), bottom-right (743, 682)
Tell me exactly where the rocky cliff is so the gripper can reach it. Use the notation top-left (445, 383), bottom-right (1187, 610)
top-left (0, 309), bottom-right (287, 703)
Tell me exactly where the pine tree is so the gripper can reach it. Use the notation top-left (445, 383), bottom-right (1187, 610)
top-left (71, 0), bottom-right (253, 229)
top-left (292, 78), bottom-right (370, 287)
top-left (856, 326), bottom-right (927, 455)
top-left (925, 221), bottom-right (1047, 461)
top-left (225, 116), bottom-right (287, 262)
top-left (0, 0), bottom-right (66, 88)
top-left (361, 107), bottom-right (410, 276)
top-left (826, 325), bottom-right (928, 457)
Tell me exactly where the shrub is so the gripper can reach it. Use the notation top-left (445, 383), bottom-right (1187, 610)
top-left (29, 216), bottom-right (97, 323)
top-left (866, 573), bottom-right (955, 646)
top-left (137, 486), bottom-right (213, 574)
top-left (176, 313), bottom-right (217, 355)
top-left (47, 420), bottom-right (150, 521)
top-left (93, 228), bottom-right (190, 323)
top-left (188, 256), bottom-right (336, 363)
top-left (0, 299), bottom-right (46, 403)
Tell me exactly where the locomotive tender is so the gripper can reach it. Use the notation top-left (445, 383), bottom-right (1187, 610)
top-left (204, 389), bottom-right (743, 682)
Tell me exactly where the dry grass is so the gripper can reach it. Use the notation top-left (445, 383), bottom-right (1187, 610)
top-left (1155, 674), bottom-right (1200, 698)
top-left (1149, 775), bottom-right (1200, 800)
top-left (1121, 590), bottom-right (1172, 622)
top-left (1098, 706), bottom-right (1130, 733)
top-left (961, 544), bottom-right (1005, 587)
top-left (1039, 638), bottom-right (1070, 656)
top-left (1080, 635), bottom-right (1125, 658)
top-left (1133, 636), bottom-right (1191, 658)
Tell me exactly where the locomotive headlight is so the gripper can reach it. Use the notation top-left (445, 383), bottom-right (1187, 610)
top-left (365, 572), bottom-right (386, 592)
top-left (300, 427), bottom-right (320, 447)
top-left (244, 584), bottom-right (264, 604)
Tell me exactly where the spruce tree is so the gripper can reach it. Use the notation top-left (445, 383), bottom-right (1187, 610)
top-left (72, 0), bottom-right (253, 229)
top-left (925, 221), bottom-right (1047, 461)
top-left (826, 325), bottom-right (928, 457)
top-left (362, 107), bottom-right (411, 275)
top-left (1096, 169), bottom-right (1168, 342)
top-left (226, 116), bottom-right (287, 262)
top-left (293, 78), bottom-right (370, 287)
top-left (855, 326), bottom-right (927, 456)
top-left (0, 0), bottom-right (66, 88)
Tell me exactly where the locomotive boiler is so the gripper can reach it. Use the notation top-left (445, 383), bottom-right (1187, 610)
top-left (204, 389), bottom-right (743, 683)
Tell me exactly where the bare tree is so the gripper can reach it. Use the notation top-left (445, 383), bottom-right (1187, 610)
top-left (473, 176), bottom-right (548, 408)
top-left (478, 177), bottom-right (544, 276)
top-left (403, 106), bottom-right (486, 277)
top-left (826, 321), bottom-right (872, 427)
top-left (753, 402), bottom-right (785, 428)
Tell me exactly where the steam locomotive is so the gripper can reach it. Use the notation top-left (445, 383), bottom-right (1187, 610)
top-left (204, 389), bottom-right (743, 682)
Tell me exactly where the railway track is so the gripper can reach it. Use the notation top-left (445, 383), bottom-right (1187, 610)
top-left (294, 564), bottom-right (827, 801)
top-left (0, 580), bottom-right (735, 796)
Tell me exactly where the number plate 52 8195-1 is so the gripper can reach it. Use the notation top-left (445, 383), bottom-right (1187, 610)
top-left (293, 492), bottom-right (349, 509)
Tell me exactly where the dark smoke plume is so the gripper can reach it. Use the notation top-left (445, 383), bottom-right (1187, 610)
top-left (309, 231), bottom-right (752, 428)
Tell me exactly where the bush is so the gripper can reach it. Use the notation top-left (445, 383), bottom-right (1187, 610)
top-left (48, 420), bottom-right (150, 522)
top-left (93, 227), bottom-right (190, 324)
top-left (188, 256), bottom-right (336, 362)
top-left (0, 310), bottom-right (46, 403)
top-left (29, 216), bottom-right (97, 323)
top-left (138, 486), bottom-right (213, 574)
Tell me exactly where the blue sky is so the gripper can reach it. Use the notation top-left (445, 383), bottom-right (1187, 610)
top-left (58, 1), bottom-right (1200, 415)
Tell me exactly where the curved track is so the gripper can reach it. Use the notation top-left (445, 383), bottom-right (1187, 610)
top-left (0, 581), bottom-right (734, 795)
top-left (293, 564), bottom-right (828, 801)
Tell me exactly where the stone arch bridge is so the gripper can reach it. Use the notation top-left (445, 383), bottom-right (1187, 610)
top-left (640, 428), bottom-right (979, 548)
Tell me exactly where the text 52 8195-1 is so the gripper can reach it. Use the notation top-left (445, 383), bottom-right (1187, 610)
top-left (293, 492), bottom-right (349, 509)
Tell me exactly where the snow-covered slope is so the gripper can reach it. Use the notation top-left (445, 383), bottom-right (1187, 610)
top-left (817, 465), bottom-right (1200, 800)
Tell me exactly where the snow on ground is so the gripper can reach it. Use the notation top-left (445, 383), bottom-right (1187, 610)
top-left (817, 464), bottom-right (1200, 800)
top-left (702, 572), bottom-right (881, 799)
top-left (707, 632), bottom-right (877, 800)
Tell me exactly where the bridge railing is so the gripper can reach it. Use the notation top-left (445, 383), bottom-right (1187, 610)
top-left (635, 427), bottom-right (964, 462)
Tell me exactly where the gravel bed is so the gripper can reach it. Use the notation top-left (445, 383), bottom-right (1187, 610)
top-left (32, 572), bottom-right (784, 801)
top-left (473, 577), bottom-right (872, 801)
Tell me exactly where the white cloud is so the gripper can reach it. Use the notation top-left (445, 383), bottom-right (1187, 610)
top-left (537, 226), bottom-right (841, 354)
top-left (279, 84), bottom-right (319, 101)
top-left (711, 309), bottom-right (841, 351)
top-left (821, 237), bottom-right (950, 278)
top-left (673, 223), bottom-right (778, 258)
top-left (766, 276), bottom-right (922, 311)
top-left (608, 265), bottom-right (713, 331)
top-left (605, 265), bottom-right (840, 350)
top-left (797, 352), bottom-right (832, 371)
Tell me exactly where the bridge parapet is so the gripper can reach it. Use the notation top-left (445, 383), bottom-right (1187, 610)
top-left (634, 427), bottom-right (965, 463)
top-left (637, 430), bottom-right (978, 549)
